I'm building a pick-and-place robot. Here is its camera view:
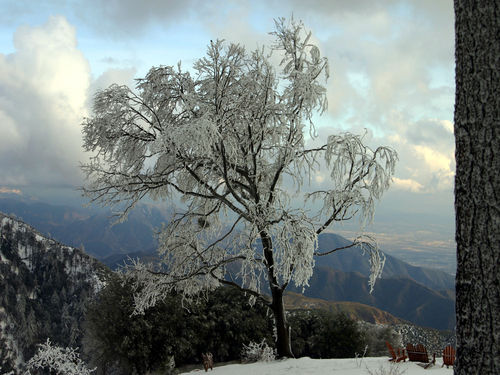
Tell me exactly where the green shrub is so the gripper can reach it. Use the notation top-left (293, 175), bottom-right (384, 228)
top-left (289, 310), bottom-right (366, 358)
top-left (83, 274), bottom-right (273, 374)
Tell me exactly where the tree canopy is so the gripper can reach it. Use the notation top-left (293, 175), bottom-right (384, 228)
top-left (82, 18), bottom-right (397, 357)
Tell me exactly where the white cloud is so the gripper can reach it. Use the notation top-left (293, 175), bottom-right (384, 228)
top-left (439, 119), bottom-right (454, 134)
top-left (413, 145), bottom-right (453, 174)
top-left (392, 177), bottom-right (424, 193)
top-left (88, 67), bottom-right (137, 97)
top-left (0, 1), bottom-right (456, 205)
top-left (0, 16), bottom-right (90, 187)
top-left (277, 1), bottom-right (455, 196)
top-left (0, 1), bottom-right (458, 258)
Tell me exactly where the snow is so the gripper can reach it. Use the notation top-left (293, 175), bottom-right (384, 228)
top-left (18, 243), bottom-right (34, 270)
top-left (179, 357), bottom-right (454, 375)
top-left (1, 215), bottom-right (12, 227)
top-left (0, 309), bottom-right (25, 371)
top-left (89, 273), bottom-right (106, 294)
top-left (63, 245), bottom-right (74, 254)
top-left (26, 339), bottom-right (95, 375)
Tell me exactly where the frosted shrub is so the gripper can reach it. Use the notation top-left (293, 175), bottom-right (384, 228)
top-left (26, 339), bottom-right (95, 375)
top-left (360, 322), bottom-right (401, 356)
top-left (241, 339), bottom-right (276, 362)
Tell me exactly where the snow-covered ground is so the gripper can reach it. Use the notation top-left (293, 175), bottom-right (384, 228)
top-left (180, 357), bottom-right (454, 375)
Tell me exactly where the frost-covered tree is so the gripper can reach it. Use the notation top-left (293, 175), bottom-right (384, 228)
top-left (81, 18), bottom-right (397, 358)
top-left (26, 339), bottom-right (95, 375)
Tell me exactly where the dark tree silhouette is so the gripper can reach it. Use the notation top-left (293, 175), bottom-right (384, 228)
top-left (454, 1), bottom-right (499, 374)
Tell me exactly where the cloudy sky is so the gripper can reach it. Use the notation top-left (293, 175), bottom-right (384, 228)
top-left (0, 0), bottom-right (456, 271)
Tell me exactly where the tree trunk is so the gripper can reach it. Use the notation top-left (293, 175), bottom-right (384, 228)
top-left (454, 1), bottom-right (500, 374)
top-left (271, 286), bottom-right (294, 358)
top-left (261, 230), bottom-right (294, 358)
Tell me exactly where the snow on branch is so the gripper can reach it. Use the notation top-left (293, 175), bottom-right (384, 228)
top-left (82, 17), bottom-right (397, 312)
top-left (26, 339), bottom-right (95, 375)
top-left (241, 339), bottom-right (276, 362)
top-left (309, 132), bottom-right (397, 234)
top-left (313, 234), bottom-right (385, 293)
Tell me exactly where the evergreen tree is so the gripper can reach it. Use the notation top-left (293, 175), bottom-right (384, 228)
top-left (83, 274), bottom-right (273, 373)
top-left (289, 310), bottom-right (365, 358)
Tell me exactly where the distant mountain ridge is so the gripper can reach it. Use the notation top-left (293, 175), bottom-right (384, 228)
top-left (316, 233), bottom-right (455, 291)
top-left (103, 250), bottom-right (456, 330)
top-left (283, 292), bottom-right (405, 325)
top-left (0, 212), bottom-right (107, 373)
top-left (0, 197), bottom-right (454, 289)
top-left (0, 196), bottom-right (168, 258)
top-left (294, 266), bottom-right (455, 330)
top-left (100, 233), bottom-right (455, 293)
top-left (0, 197), bottom-right (456, 331)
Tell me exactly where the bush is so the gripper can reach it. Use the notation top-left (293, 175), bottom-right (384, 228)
top-left (361, 323), bottom-right (401, 357)
top-left (198, 287), bottom-right (274, 362)
top-left (83, 274), bottom-right (273, 373)
top-left (27, 339), bottom-right (95, 375)
top-left (241, 339), bottom-right (276, 362)
top-left (83, 274), bottom-right (180, 374)
top-left (289, 310), bottom-right (366, 358)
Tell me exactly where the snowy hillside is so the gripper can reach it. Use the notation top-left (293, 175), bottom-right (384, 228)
top-left (0, 212), bottom-right (107, 373)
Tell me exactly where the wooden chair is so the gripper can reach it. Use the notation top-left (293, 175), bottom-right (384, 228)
top-left (406, 343), bottom-right (419, 362)
top-left (386, 341), bottom-right (407, 362)
top-left (442, 346), bottom-right (455, 368)
top-left (416, 344), bottom-right (431, 363)
top-left (406, 343), bottom-right (435, 369)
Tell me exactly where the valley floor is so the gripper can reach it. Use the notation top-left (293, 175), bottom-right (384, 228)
top-left (180, 356), bottom-right (454, 374)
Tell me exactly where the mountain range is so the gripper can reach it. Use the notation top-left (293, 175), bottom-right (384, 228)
top-left (0, 195), bottom-right (456, 331)
top-left (316, 233), bottom-right (455, 291)
top-left (294, 266), bottom-right (455, 330)
top-left (99, 245), bottom-right (456, 330)
top-left (0, 195), bottom-right (167, 258)
top-left (283, 292), bottom-right (405, 325)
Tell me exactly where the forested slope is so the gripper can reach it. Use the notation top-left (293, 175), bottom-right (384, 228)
top-left (0, 212), bottom-right (107, 373)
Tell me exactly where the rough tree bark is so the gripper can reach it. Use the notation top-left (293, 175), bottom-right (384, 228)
top-left (260, 230), bottom-right (293, 357)
top-left (454, 1), bottom-right (499, 374)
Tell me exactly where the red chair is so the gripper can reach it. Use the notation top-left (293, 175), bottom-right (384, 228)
top-left (386, 341), bottom-right (407, 362)
top-left (406, 343), bottom-right (419, 362)
top-left (442, 346), bottom-right (455, 368)
top-left (406, 343), bottom-right (435, 368)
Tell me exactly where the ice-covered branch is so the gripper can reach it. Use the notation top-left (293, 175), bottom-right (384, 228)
top-left (81, 19), bottom-right (397, 347)
top-left (313, 234), bottom-right (385, 293)
top-left (26, 339), bottom-right (95, 375)
top-left (307, 132), bottom-right (397, 234)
